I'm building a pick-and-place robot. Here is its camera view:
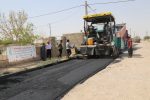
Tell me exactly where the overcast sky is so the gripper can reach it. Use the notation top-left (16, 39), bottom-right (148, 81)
top-left (0, 0), bottom-right (149, 38)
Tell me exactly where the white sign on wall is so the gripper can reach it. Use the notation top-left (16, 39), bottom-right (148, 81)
top-left (7, 45), bottom-right (36, 62)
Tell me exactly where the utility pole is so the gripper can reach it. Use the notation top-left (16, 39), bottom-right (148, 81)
top-left (85, 1), bottom-right (88, 16)
top-left (85, 1), bottom-right (88, 29)
top-left (49, 23), bottom-right (51, 37)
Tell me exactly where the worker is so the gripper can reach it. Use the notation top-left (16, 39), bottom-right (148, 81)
top-left (58, 40), bottom-right (63, 58)
top-left (46, 41), bottom-right (52, 59)
top-left (127, 36), bottom-right (133, 58)
top-left (40, 43), bottom-right (46, 61)
top-left (66, 39), bottom-right (72, 58)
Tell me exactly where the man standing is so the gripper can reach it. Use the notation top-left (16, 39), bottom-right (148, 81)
top-left (40, 43), bottom-right (47, 61)
top-left (66, 39), bottom-right (72, 58)
top-left (127, 36), bottom-right (133, 58)
top-left (58, 40), bottom-right (63, 58)
top-left (46, 41), bottom-right (52, 59)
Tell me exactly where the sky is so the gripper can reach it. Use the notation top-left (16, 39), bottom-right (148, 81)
top-left (0, 0), bottom-right (150, 38)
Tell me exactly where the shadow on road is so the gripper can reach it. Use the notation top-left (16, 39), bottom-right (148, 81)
top-left (0, 86), bottom-right (8, 90)
top-left (111, 59), bottom-right (121, 64)
top-left (119, 43), bottom-right (143, 59)
top-left (131, 53), bottom-right (143, 58)
top-left (0, 78), bottom-right (22, 91)
top-left (133, 47), bottom-right (142, 51)
top-left (120, 52), bottom-right (143, 59)
top-left (0, 78), bottom-right (21, 85)
top-left (112, 44), bottom-right (143, 64)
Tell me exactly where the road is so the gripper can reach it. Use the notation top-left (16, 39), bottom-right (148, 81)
top-left (0, 58), bottom-right (113, 100)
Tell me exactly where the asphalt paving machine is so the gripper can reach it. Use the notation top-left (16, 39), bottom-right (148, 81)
top-left (80, 12), bottom-right (120, 58)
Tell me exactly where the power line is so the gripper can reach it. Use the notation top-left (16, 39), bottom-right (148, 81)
top-left (87, 5), bottom-right (97, 13)
top-left (88, 0), bottom-right (135, 6)
top-left (29, 5), bottom-right (84, 19)
top-left (29, 0), bottom-right (135, 19)
top-left (50, 8), bottom-right (81, 24)
top-left (34, 8), bottom-right (80, 29)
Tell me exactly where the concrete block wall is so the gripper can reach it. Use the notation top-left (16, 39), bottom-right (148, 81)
top-left (63, 32), bottom-right (84, 48)
top-left (61, 36), bottom-right (67, 56)
top-left (0, 33), bottom-right (84, 67)
top-left (50, 37), bottom-right (59, 57)
top-left (38, 37), bottom-right (59, 57)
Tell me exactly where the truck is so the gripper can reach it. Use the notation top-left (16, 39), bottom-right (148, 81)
top-left (115, 23), bottom-right (128, 51)
top-left (80, 12), bottom-right (128, 58)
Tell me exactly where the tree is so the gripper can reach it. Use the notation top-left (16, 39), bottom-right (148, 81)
top-left (0, 11), bottom-right (37, 45)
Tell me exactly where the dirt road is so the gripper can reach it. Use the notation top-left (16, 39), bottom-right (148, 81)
top-left (62, 41), bottom-right (150, 100)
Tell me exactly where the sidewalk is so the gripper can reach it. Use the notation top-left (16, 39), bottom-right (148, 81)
top-left (0, 57), bottom-right (68, 77)
top-left (0, 48), bottom-right (77, 78)
top-left (62, 41), bottom-right (150, 100)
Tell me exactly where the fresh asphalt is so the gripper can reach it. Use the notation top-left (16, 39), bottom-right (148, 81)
top-left (0, 58), bottom-right (113, 100)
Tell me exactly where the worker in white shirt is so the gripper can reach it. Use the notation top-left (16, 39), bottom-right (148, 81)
top-left (66, 39), bottom-right (72, 58)
top-left (46, 41), bottom-right (52, 59)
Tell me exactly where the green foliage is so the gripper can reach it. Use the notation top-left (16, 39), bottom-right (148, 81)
top-left (144, 36), bottom-right (150, 40)
top-left (0, 39), bottom-right (13, 45)
top-left (0, 11), bottom-right (37, 45)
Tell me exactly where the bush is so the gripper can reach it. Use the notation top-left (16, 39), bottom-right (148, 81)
top-left (0, 39), bottom-right (13, 45)
top-left (144, 36), bottom-right (150, 40)
top-left (133, 36), bottom-right (141, 43)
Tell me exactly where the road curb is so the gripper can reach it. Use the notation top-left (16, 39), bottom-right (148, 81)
top-left (0, 58), bottom-right (72, 80)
